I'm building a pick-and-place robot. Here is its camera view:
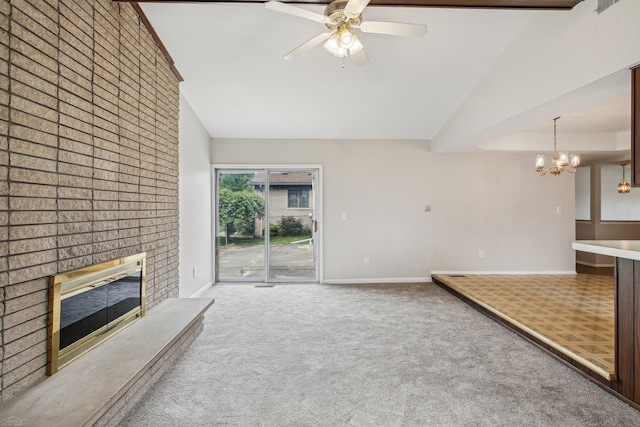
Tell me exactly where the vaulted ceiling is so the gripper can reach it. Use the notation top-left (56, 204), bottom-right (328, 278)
top-left (133, 0), bottom-right (636, 158)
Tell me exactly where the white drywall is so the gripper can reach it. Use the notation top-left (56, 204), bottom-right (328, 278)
top-left (179, 94), bottom-right (213, 296)
top-left (431, 152), bottom-right (576, 272)
top-left (211, 139), bottom-right (576, 280)
top-left (600, 164), bottom-right (640, 220)
top-left (433, 0), bottom-right (640, 152)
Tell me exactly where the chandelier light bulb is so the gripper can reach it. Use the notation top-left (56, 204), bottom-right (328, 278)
top-left (570, 154), bottom-right (581, 168)
top-left (535, 154), bottom-right (545, 171)
top-left (618, 164), bottom-right (631, 194)
top-left (558, 152), bottom-right (569, 168)
top-left (618, 180), bottom-right (631, 194)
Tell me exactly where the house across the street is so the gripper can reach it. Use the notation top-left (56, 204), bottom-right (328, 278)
top-left (251, 171), bottom-right (314, 236)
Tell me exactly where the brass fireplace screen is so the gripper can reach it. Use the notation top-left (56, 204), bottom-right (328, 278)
top-left (47, 253), bottom-right (146, 375)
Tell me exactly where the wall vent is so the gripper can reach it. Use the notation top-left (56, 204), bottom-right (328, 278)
top-left (596, 0), bottom-right (619, 14)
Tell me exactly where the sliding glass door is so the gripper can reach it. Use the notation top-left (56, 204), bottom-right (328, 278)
top-left (267, 170), bottom-right (317, 281)
top-left (215, 168), bottom-right (319, 283)
top-left (216, 170), bottom-right (266, 280)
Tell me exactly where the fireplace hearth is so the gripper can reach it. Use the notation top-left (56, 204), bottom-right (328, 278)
top-left (47, 253), bottom-right (146, 375)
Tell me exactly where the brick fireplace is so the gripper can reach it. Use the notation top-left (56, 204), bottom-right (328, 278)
top-left (0, 0), bottom-right (181, 401)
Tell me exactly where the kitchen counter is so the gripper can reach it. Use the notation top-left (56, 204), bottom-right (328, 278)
top-left (572, 240), bottom-right (640, 262)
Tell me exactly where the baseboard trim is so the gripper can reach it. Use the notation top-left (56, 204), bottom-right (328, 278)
top-left (430, 270), bottom-right (577, 275)
top-left (322, 277), bottom-right (431, 284)
top-left (190, 281), bottom-right (214, 298)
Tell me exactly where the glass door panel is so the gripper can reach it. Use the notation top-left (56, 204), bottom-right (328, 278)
top-left (267, 170), bottom-right (317, 281)
top-left (216, 170), bottom-right (266, 281)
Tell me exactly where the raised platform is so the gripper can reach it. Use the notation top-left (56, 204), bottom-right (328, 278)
top-left (432, 274), bottom-right (615, 383)
top-left (0, 297), bottom-right (214, 427)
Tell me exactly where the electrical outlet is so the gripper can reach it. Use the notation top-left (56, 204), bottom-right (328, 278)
top-left (478, 250), bottom-right (485, 259)
top-left (341, 212), bottom-right (348, 220)
top-left (193, 267), bottom-right (197, 278)
top-left (364, 257), bottom-right (370, 265)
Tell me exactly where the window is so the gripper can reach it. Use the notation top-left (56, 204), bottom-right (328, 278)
top-left (575, 166), bottom-right (590, 220)
top-left (288, 190), bottom-right (309, 208)
top-left (600, 164), bottom-right (640, 221)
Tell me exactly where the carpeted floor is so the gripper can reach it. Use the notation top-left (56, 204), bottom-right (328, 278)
top-left (119, 283), bottom-right (640, 426)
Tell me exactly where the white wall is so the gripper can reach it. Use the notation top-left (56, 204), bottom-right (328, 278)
top-left (211, 139), bottom-right (576, 281)
top-left (600, 164), bottom-right (640, 220)
top-left (431, 152), bottom-right (576, 273)
top-left (179, 94), bottom-right (213, 296)
top-left (433, 0), bottom-right (640, 152)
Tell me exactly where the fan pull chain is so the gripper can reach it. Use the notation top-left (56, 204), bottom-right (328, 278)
top-left (342, 56), bottom-right (345, 69)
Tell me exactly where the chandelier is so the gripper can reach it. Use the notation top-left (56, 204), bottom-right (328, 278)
top-left (535, 116), bottom-right (580, 176)
top-left (618, 163), bottom-right (631, 194)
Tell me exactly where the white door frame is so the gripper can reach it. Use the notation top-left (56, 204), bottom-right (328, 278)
top-left (211, 164), bottom-right (323, 283)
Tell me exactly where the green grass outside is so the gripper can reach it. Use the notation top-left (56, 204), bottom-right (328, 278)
top-left (219, 236), bottom-right (312, 246)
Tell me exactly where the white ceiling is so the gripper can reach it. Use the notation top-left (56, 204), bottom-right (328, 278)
top-left (140, 1), bottom-right (631, 153)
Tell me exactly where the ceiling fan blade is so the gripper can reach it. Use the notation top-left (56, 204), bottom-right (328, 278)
top-left (265, 1), bottom-right (330, 24)
top-left (284, 32), bottom-right (333, 61)
top-left (344, 0), bottom-right (371, 18)
top-left (360, 21), bottom-right (427, 37)
top-left (351, 48), bottom-right (369, 67)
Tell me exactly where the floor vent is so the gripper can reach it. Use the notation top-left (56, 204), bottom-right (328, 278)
top-left (448, 274), bottom-right (467, 278)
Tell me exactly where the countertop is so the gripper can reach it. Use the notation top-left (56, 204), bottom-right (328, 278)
top-left (572, 240), bottom-right (640, 261)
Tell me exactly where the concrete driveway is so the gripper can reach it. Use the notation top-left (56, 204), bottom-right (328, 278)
top-left (218, 242), bottom-right (315, 280)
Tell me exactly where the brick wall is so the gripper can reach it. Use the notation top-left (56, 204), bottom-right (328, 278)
top-left (268, 188), bottom-right (313, 229)
top-left (0, 0), bottom-right (180, 401)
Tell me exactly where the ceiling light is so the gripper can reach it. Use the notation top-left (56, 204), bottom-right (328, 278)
top-left (324, 32), bottom-right (347, 57)
top-left (618, 163), bottom-right (631, 194)
top-left (535, 116), bottom-right (580, 176)
top-left (324, 25), bottom-right (362, 58)
top-left (349, 38), bottom-right (363, 55)
top-left (339, 27), bottom-right (355, 49)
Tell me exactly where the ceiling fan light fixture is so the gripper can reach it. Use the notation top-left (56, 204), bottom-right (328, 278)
top-left (267, 0), bottom-right (427, 65)
top-left (323, 33), bottom-right (340, 55)
top-left (349, 38), bottom-right (363, 55)
top-left (324, 32), bottom-right (351, 57)
top-left (339, 27), bottom-right (355, 48)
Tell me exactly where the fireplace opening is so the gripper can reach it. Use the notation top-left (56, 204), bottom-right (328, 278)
top-left (47, 253), bottom-right (146, 375)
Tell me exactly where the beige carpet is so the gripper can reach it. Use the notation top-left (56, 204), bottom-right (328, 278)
top-left (119, 283), bottom-right (640, 426)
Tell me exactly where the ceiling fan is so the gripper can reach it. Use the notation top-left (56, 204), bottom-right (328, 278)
top-left (265, 0), bottom-right (428, 66)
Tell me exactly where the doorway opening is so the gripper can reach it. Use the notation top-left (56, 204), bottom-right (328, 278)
top-left (214, 167), bottom-right (321, 283)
